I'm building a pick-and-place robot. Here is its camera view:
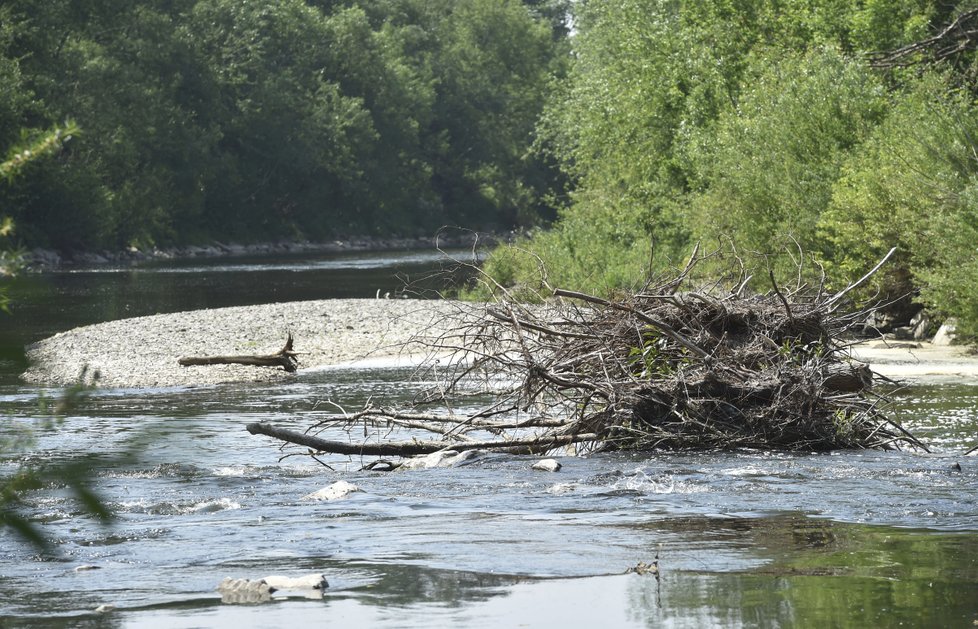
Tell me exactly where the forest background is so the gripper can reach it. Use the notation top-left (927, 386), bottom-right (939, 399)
top-left (2, 0), bottom-right (978, 337)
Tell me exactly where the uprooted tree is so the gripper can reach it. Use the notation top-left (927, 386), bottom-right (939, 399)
top-left (248, 246), bottom-right (928, 460)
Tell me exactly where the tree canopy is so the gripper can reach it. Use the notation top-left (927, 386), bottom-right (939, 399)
top-left (5, 0), bottom-right (978, 337)
top-left (0, 0), bottom-right (568, 250)
top-left (481, 0), bottom-right (978, 338)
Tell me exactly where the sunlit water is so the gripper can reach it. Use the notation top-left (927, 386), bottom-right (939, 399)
top-left (1, 251), bottom-right (976, 628)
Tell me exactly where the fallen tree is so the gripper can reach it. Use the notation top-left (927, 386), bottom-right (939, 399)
top-left (179, 333), bottom-right (299, 372)
top-left (249, 247), bottom-right (927, 459)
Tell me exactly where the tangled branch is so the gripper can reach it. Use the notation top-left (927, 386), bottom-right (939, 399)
top-left (869, 9), bottom-right (978, 69)
top-left (249, 248), bottom-right (926, 460)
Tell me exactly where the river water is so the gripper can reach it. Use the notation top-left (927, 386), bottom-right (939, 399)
top-left (1, 250), bottom-right (976, 628)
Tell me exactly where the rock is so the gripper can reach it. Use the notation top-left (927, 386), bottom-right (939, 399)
top-left (932, 318), bottom-right (958, 346)
top-left (302, 480), bottom-right (362, 501)
top-left (28, 248), bottom-right (61, 268)
top-left (217, 577), bottom-right (274, 604)
top-left (71, 251), bottom-right (109, 265)
top-left (531, 458), bottom-right (562, 472)
top-left (398, 449), bottom-right (483, 470)
top-left (217, 573), bottom-right (327, 604)
top-left (262, 574), bottom-right (328, 591)
top-left (891, 326), bottom-right (915, 341)
top-left (863, 310), bottom-right (898, 335)
top-left (546, 482), bottom-right (577, 494)
top-left (910, 311), bottom-right (931, 341)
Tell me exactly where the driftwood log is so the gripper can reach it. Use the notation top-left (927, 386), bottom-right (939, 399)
top-left (246, 422), bottom-right (597, 456)
top-left (247, 247), bottom-right (929, 461)
top-left (179, 333), bottom-right (299, 372)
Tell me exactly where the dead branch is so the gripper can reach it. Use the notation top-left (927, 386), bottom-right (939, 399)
top-left (247, 421), bottom-right (598, 456)
top-left (553, 288), bottom-right (712, 360)
top-left (824, 247), bottom-right (897, 311)
top-left (179, 333), bottom-right (299, 372)
top-left (246, 247), bottom-right (925, 461)
top-left (869, 9), bottom-right (978, 68)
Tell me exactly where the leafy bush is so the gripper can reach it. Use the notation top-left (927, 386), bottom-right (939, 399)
top-left (821, 71), bottom-right (978, 336)
top-left (687, 47), bottom-right (886, 269)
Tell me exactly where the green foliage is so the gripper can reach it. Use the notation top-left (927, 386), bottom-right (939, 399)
top-left (481, 0), bottom-right (978, 331)
top-left (0, 122), bottom-right (78, 310)
top-left (0, 123), bottom-right (78, 182)
top-left (1, 122), bottom-right (112, 549)
top-left (688, 48), bottom-right (886, 264)
top-left (0, 0), bottom-right (567, 250)
top-left (492, 0), bottom-right (769, 294)
top-left (627, 328), bottom-right (674, 379)
top-left (472, 202), bottom-right (667, 300)
top-left (821, 71), bottom-right (978, 336)
top-left (428, 0), bottom-right (564, 229)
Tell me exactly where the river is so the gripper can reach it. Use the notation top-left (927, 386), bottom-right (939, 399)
top-left (1, 249), bottom-right (976, 628)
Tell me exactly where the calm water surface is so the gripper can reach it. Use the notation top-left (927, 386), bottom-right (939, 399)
top-left (1, 250), bottom-right (976, 628)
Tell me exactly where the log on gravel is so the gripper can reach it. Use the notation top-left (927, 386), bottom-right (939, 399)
top-left (179, 333), bottom-right (299, 372)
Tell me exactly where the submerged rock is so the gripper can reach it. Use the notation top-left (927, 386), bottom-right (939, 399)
top-left (217, 577), bottom-right (274, 604)
top-left (73, 564), bottom-right (101, 572)
top-left (302, 480), bottom-right (362, 501)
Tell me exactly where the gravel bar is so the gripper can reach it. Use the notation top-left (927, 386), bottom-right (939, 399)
top-left (23, 299), bottom-right (474, 389)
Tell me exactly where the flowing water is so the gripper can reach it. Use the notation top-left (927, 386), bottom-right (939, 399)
top-left (1, 250), bottom-right (976, 628)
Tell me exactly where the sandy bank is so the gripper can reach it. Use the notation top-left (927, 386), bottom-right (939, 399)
top-left (22, 299), bottom-right (474, 389)
top-left (849, 339), bottom-right (978, 383)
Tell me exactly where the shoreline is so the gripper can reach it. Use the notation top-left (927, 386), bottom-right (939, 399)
top-left (849, 338), bottom-right (978, 384)
top-left (24, 231), bottom-right (505, 271)
top-left (22, 299), bottom-right (476, 389)
top-left (21, 300), bottom-right (978, 389)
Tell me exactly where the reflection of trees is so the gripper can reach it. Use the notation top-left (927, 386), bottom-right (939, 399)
top-left (622, 514), bottom-right (978, 627)
top-left (345, 562), bottom-right (527, 608)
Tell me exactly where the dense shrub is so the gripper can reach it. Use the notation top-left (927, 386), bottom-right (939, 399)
top-left (687, 48), bottom-right (886, 265)
top-left (822, 72), bottom-right (978, 335)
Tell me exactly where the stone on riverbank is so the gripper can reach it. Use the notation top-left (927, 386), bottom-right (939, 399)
top-left (932, 318), bottom-right (958, 346)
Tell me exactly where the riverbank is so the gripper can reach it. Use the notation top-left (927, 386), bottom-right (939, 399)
top-left (21, 299), bottom-right (978, 389)
top-left (22, 299), bottom-right (475, 388)
top-left (849, 338), bottom-right (978, 383)
top-left (24, 231), bottom-right (503, 270)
